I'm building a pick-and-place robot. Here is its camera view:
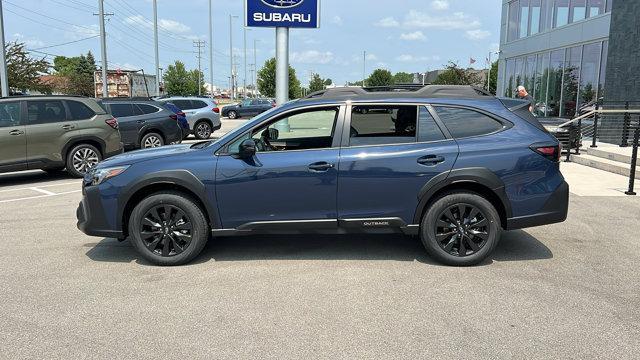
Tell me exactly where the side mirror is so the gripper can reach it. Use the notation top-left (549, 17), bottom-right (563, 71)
top-left (238, 139), bottom-right (257, 158)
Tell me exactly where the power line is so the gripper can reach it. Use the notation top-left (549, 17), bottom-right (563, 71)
top-left (31, 35), bottom-right (100, 50)
top-left (49, 0), bottom-right (94, 13)
top-left (3, 8), bottom-right (82, 33)
top-left (4, 0), bottom-right (95, 31)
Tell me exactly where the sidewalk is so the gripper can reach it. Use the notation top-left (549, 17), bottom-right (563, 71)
top-left (561, 161), bottom-right (633, 197)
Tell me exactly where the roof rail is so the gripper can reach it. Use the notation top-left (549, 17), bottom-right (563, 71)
top-left (302, 85), bottom-right (493, 100)
top-left (100, 96), bottom-right (154, 101)
top-left (0, 94), bottom-right (89, 99)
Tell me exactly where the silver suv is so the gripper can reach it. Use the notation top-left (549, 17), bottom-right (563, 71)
top-left (158, 97), bottom-right (221, 139)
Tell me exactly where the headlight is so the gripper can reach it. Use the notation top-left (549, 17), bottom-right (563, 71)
top-left (91, 166), bottom-right (130, 186)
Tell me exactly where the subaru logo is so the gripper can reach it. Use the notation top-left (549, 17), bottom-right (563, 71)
top-left (260, 0), bottom-right (304, 8)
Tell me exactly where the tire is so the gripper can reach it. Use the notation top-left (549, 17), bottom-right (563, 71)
top-left (227, 110), bottom-right (238, 119)
top-left (66, 144), bottom-right (102, 178)
top-left (141, 132), bottom-right (164, 149)
top-left (420, 192), bottom-right (501, 266)
top-left (128, 191), bottom-right (209, 266)
top-left (194, 121), bottom-right (212, 140)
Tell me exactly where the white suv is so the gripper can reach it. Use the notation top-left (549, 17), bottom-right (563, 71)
top-left (158, 97), bottom-right (222, 139)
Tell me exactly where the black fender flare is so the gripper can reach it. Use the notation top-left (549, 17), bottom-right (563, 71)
top-left (413, 167), bottom-right (512, 224)
top-left (62, 136), bottom-right (107, 160)
top-left (117, 169), bottom-right (220, 230)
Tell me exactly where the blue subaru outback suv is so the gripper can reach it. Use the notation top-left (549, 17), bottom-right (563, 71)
top-left (77, 85), bottom-right (568, 266)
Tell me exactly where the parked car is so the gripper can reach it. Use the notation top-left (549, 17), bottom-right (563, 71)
top-left (162, 102), bottom-right (190, 139)
top-left (157, 97), bottom-right (221, 140)
top-left (221, 98), bottom-right (275, 119)
top-left (0, 95), bottom-right (122, 177)
top-left (77, 85), bottom-right (568, 266)
top-left (99, 98), bottom-right (182, 150)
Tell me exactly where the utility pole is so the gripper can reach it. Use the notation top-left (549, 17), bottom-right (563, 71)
top-left (362, 50), bottom-right (366, 87)
top-left (229, 15), bottom-right (238, 100)
top-left (486, 51), bottom-right (491, 91)
top-left (98, 0), bottom-right (108, 98)
top-left (193, 40), bottom-right (205, 96)
top-left (243, 27), bottom-right (249, 99)
top-left (0, 0), bottom-right (9, 96)
top-left (253, 38), bottom-right (260, 97)
top-left (208, 0), bottom-right (214, 99)
top-left (152, 0), bottom-right (160, 97)
top-left (275, 27), bottom-right (289, 132)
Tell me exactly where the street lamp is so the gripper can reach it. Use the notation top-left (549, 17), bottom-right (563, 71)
top-left (253, 38), bottom-right (261, 96)
top-left (229, 14), bottom-right (239, 100)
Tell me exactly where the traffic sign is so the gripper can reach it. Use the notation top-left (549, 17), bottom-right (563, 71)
top-left (245, 0), bottom-right (320, 28)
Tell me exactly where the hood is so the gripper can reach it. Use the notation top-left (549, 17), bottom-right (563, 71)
top-left (98, 144), bottom-right (197, 167)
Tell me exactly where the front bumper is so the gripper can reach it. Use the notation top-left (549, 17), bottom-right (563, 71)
top-left (505, 180), bottom-right (569, 230)
top-left (76, 185), bottom-right (124, 239)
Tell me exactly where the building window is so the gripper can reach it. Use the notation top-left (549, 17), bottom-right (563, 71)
top-left (548, 49), bottom-right (565, 117)
top-left (606, 0), bottom-right (612, 12)
top-left (504, 59), bottom-right (516, 97)
top-left (534, 52), bottom-right (551, 116)
top-left (562, 46), bottom-right (582, 117)
top-left (579, 42), bottom-right (602, 107)
top-left (524, 55), bottom-right (537, 96)
top-left (508, 0), bottom-right (520, 42)
top-left (515, 57), bottom-right (525, 93)
top-left (554, 0), bottom-right (570, 27)
top-left (530, 0), bottom-right (542, 34)
top-left (588, 0), bottom-right (605, 17)
top-left (519, 0), bottom-right (530, 37)
top-left (570, 0), bottom-right (587, 22)
top-left (598, 40), bottom-right (609, 98)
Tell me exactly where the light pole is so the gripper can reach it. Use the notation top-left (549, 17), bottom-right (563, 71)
top-left (153, 0), bottom-right (160, 97)
top-left (229, 14), bottom-right (238, 100)
top-left (159, 67), bottom-right (163, 95)
top-left (362, 50), bottom-right (366, 87)
top-left (253, 38), bottom-right (260, 96)
top-left (487, 50), bottom-right (500, 93)
top-left (0, 0), bottom-right (9, 96)
top-left (208, 0), bottom-right (214, 100)
top-left (98, 0), bottom-right (108, 98)
top-left (243, 27), bottom-right (251, 99)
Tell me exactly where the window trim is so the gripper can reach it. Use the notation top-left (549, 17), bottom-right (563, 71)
top-left (430, 104), bottom-right (513, 140)
top-left (216, 104), bottom-right (346, 156)
top-left (134, 103), bottom-right (162, 115)
top-left (64, 100), bottom-right (97, 121)
top-left (25, 99), bottom-right (69, 125)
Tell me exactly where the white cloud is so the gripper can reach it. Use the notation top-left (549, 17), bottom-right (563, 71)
top-left (290, 50), bottom-right (335, 64)
top-left (431, 0), bottom-right (450, 10)
top-left (158, 19), bottom-right (191, 33)
top-left (465, 29), bottom-right (491, 40)
top-left (331, 16), bottom-right (343, 25)
top-left (12, 33), bottom-right (45, 48)
top-left (396, 54), bottom-right (441, 63)
top-left (400, 31), bottom-right (427, 41)
top-left (374, 17), bottom-right (400, 28)
top-left (404, 10), bottom-right (481, 30)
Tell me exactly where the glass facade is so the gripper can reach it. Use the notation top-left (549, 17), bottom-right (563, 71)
top-left (503, 40), bottom-right (609, 118)
top-left (507, 0), bottom-right (613, 42)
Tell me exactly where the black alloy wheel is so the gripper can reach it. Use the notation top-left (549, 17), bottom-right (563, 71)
top-left (434, 203), bottom-right (489, 257)
top-left (140, 204), bottom-right (193, 257)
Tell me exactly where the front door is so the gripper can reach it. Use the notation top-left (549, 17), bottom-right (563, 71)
top-left (337, 104), bottom-right (459, 225)
top-left (0, 101), bottom-right (27, 171)
top-left (215, 105), bottom-right (344, 229)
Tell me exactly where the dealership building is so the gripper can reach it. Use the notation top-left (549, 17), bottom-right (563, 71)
top-left (497, 0), bottom-right (639, 118)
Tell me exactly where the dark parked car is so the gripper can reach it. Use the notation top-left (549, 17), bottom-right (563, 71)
top-left (162, 102), bottom-right (190, 140)
top-left (221, 98), bottom-right (275, 119)
top-left (99, 98), bottom-right (182, 150)
top-left (78, 85), bottom-right (568, 266)
top-left (0, 95), bottom-right (122, 177)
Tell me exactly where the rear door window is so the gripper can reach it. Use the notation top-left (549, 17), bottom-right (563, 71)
top-left (66, 100), bottom-right (96, 120)
top-left (27, 100), bottom-right (67, 124)
top-left (0, 101), bottom-right (22, 127)
top-left (191, 100), bottom-right (208, 109)
top-left (108, 103), bottom-right (138, 118)
top-left (434, 106), bottom-right (504, 138)
top-left (136, 104), bottom-right (160, 115)
top-left (172, 100), bottom-right (193, 110)
top-left (418, 106), bottom-right (446, 142)
top-left (349, 105), bottom-right (417, 146)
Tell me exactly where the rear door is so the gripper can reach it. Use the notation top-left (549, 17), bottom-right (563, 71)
top-left (25, 100), bottom-right (72, 168)
top-left (106, 103), bottom-right (142, 147)
top-left (0, 100), bottom-right (27, 171)
top-left (337, 104), bottom-right (459, 225)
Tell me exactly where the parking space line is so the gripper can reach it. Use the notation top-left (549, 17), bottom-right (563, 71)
top-left (30, 187), bottom-right (57, 196)
top-left (0, 189), bottom-right (82, 204)
top-left (0, 182), bottom-right (79, 193)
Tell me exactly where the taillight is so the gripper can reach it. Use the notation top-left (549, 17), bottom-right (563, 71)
top-left (105, 118), bottom-right (118, 129)
top-left (531, 145), bottom-right (560, 162)
top-left (271, 103), bottom-right (276, 107)
top-left (170, 114), bottom-right (178, 120)
top-left (212, 107), bottom-right (220, 113)
top-left (177, 111), bottom-right (186, 117)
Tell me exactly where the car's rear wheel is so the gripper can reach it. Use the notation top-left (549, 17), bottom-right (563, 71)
top-left (66, 144), bottom-right (102, 178)
top-left (227, 110), bottom-right (238, 119)
top-left (420, 192), bottom-right (501, 266)
top-left (128, 192), bottom-right (209, 266)
top-left (194, 121), bottom-right (212, 139)
top-left (141, 132), bottom-right (164, 148)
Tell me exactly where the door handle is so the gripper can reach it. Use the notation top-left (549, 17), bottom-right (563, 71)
top-left (61, 124), bottom-right (75, 130)
top-left (308, 161), bottom-right (334, 172)
top-left (417, 155), bottom-right (445, 166)
top-left (136, 120), bottom-right (146, 124)
top-left (9, 129), bottom-right (24, 136)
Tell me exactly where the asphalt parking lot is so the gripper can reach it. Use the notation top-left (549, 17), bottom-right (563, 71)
top-left (1, 168), bottom-right (639, 359)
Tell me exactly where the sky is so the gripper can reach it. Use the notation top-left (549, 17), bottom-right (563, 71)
top-left (4, 0), bottom-right (502, 88)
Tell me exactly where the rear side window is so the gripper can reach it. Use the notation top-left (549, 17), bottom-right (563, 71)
top-left (172, 100), bottom-right (193, 110)
top-left (434, 106), bottom-right (504, 138)
top-left (349, 105), bottom-right (417, 146)
top-left (136, 104), bottom-right (160, 114)
top-left (108, 103), bottom-right (139, 118)
top-left (191, 100), bottom-right (208, 109)
top-left (66, 100), bottom-right (95, 120)
top-left (27, 100), bottom-right (67, 124)
top-left (0, 101), bottom-right (22, 127)
top-left (418, 106), bottom-right (446, 142)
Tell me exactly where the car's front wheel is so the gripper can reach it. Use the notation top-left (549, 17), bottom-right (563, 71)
top-left (420, 192), bottom-right (501, 266)
top-left (128, 192), bottom-right (209, 266)
top-left (227, 110), bottom-right (238, 119)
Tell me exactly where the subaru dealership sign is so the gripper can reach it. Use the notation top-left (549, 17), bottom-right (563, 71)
top-left (245, 0), bottom-right (320, 28)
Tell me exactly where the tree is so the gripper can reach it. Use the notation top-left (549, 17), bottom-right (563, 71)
top-left (324, 78), bottom-right (333, 86)
top-left (488, 61), bottom-right (498, 95)
top-left (432, 61), bottom-right (482, 86)
top-left (257, 58), bottom-right (302, 99)
top-left (393, 72), bottom-right (414, 84)
top-left (4, 41), bottom-right (50, 93)
top-left (188, 69), bottom-right (207, 95)
top-left (53, 52), bottom-right (96, 96)
top-left (164, 61), bottom-right (194, 96)
top-left (366, 69), bottom-right (393, 87)
top-left (308, 73), bottom-right (326, 92)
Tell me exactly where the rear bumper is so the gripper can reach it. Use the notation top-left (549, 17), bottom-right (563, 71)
top-left (505, 180), bottom-right (569, 230)
top-left (77, 185), bottom-right (123, 239)
top-left (105, 143), bottom-right (124, 159)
